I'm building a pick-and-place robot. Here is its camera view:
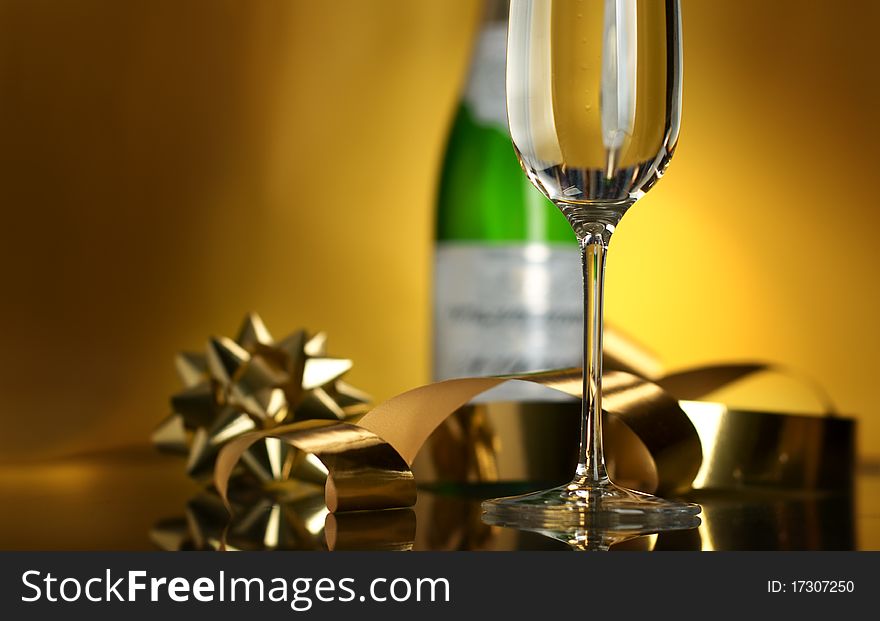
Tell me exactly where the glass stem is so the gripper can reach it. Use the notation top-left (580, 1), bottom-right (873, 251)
top-left (575, 222), bottom-right (613, 486)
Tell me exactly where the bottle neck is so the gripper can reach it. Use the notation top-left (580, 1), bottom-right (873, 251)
top-left (481, 0), bottom-right (508, 24)
top-left (462, 20), bottom-right (508, 130)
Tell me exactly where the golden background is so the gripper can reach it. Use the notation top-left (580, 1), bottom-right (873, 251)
top-left (1, 0), bottom-right (878, 462)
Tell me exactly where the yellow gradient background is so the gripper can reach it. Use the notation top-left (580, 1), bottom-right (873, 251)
top-left (1, 0), bottom-right (878, 462)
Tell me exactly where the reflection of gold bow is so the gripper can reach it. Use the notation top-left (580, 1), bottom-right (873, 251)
top-left (215, 365), bottom-right (855, 513)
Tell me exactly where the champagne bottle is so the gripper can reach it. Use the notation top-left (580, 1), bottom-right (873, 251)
top-left (432, 0), bottom-right (582, 402)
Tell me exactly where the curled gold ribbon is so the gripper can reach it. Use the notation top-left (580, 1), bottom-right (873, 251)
top-left (215, 420), bottom-right (415, 513)
top-left (216, 369), bottom-right (707, 512)
top-left (358, 369), bottom-right (704, 494)
top-left (215, 363), bottom-right (853, 513)
top-left (655, 362), bottom-right (837, 414)
top-left (419, 364), bottom-right (851, 493)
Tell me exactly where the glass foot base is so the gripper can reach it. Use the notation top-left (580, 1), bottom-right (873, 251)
top-left (481, 480), bottom-right (701, 532)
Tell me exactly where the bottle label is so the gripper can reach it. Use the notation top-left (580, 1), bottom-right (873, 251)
top-left (433, 243), bottom-right (582, 402)
top-left (464, 23), bottom-right (508, 129)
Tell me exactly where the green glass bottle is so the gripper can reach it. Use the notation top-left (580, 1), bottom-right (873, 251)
top-left (433, 1), bottom-right (581, 401)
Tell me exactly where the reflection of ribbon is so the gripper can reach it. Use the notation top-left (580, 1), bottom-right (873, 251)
top-left (215, 364), bottom-right (855, 513)
top-left (151, 490), bottom-right (417, 551)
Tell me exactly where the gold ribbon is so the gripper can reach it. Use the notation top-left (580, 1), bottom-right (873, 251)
top-left (357, 368), bottom-right (703, 494)
top-left (216, 363), bottom-right (854, 513)
top-left (215, 363), bottom-right (853, 514)
top-left (420, 366), bottom-right (853, 494)
top-left (215, 420), bottom-right (415, 513)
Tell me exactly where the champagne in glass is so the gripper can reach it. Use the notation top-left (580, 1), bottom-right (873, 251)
top-left (482, 0), bottom-right (700, 531)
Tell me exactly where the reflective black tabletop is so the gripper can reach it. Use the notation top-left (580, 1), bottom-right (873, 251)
top-left (1, 448), bottom-right (876, 551)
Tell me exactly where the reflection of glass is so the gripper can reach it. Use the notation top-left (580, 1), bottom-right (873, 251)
top-left (500, 512), bottom-right (701, 551)
top-left (482, 0), bottom-right (700, 530)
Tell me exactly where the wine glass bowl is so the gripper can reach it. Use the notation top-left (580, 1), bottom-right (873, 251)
top-left (481, 0), bottom-right (699, 530)
top-left (506, 0), bottom-right (682, 208)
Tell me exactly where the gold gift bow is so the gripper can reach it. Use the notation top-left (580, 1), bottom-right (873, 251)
top-left (216, 362), bottom-right (847, 513)
top-left (153, 313), bottom-right (372, 485)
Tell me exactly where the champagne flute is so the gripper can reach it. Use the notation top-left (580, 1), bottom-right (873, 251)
top-left (482, 0), bottom-right (700, 529)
